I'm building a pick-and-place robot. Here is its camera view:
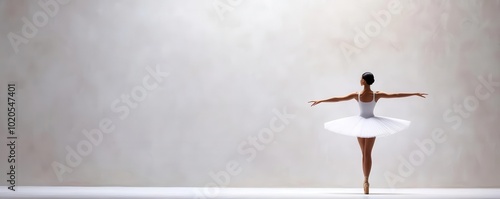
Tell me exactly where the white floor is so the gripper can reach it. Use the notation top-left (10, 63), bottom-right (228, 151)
top-left (1, 187), bottom-right (500, 199)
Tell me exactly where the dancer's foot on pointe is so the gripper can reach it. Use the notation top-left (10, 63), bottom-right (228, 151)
top-left (363, 178), bottom-right (369, 194)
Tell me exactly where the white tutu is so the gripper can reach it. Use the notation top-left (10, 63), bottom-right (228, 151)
top-left (323, 91), bottom-right (411, 138)
top-left (324, 115), bottom-right (411, 138)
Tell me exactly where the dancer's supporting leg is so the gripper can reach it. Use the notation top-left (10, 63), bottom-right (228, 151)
top-left (357, 137), bottom-right (376, 194)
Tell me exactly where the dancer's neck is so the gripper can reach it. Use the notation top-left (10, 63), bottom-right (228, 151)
top-left (362, 85), bottom-right (372, 93)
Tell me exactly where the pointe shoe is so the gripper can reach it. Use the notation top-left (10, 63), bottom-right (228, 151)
top-left (363, 182), bottom-right (369, 194)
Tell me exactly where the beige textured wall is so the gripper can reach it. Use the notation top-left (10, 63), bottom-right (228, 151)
top-left (0, 0), bottom-right (499, 188)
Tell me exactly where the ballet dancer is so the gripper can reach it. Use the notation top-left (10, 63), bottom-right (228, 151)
top-left (308, 72), bottom-right (427, 194)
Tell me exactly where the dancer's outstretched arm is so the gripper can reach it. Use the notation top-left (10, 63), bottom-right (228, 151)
top-left (376, 91), bottom-right (428, 99)
top-left (309, 92), bottom-right (358, 106)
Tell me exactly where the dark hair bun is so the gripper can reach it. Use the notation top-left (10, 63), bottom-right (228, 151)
top-left (362, 72), bottom-right (375, 85)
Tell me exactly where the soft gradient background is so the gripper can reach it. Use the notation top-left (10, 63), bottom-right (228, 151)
top-left (0, 0), bottom-right (499, 188)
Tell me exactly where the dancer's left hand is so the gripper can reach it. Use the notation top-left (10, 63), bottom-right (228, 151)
top-left (309, 100), bottom-right (322, 106)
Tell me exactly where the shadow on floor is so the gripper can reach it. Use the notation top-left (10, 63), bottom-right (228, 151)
top-left (326, 192), bottom-right (418, 195)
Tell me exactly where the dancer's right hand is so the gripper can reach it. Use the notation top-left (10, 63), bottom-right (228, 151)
top-left (416, 93), bottom-right (428, 98)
